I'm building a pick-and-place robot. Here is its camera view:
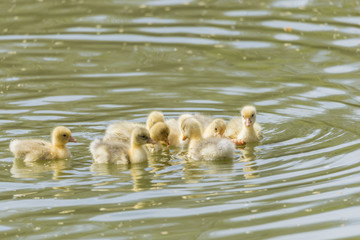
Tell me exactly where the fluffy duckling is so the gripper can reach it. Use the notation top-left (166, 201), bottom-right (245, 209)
top-left (146, 111), bottom-right (165, 130)
top-left (181, 118), bottom-right (234, 161)
top-left (225, 105), bottom-right (262, 145)
top-left (90, 127), bottom-right (155, 164)
top-left (203, 118), bottom-right (227, 138)
top-left (9, 126), bottom-right (77, 162)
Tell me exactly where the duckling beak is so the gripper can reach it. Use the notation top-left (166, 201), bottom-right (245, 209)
top-left (69, 136), bottom-right (77, 143)
top-left (216, 132), bottom-right (222, 137)
top-left (165, 138), bottom-right (170, 146)
top-left (147, 138), bottom-right (156, 144)
top-left (245, 118), bottom-right (252, 127)
top-left (182, 135), bottom-right (187, 141)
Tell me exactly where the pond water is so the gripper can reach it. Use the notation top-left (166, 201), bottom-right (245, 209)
top-left (1, 0), bottom-right (360, 239)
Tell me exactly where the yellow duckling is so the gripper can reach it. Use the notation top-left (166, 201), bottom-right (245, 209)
top-left (9, 126), bottom-right (77, 162)
top-left (181, 118), bottom-right (234, 161)
top-left (90, 127), bottom-right (155, 164)
top-left (225, 105), bottom-right (262, 145)
top-left (203, 118), bottom-right (227, 138)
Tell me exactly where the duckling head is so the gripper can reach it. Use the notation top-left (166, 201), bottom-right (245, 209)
top-left (241, 105), bottom-right (257, 128)
top-left (132, 127), bottom-right (156, 146)
top-left (208, 119), bottom-right (227, 137)
top-left (52, 126), bottom-right (77, 146)
top-left (149, 122), bottom-right (170, 145)
top-left (181, 118), bottom-right (202, 141)
top-left (146, 111), bottom-right (165, 130)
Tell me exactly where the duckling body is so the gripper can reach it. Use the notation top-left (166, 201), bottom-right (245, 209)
top-left (225, 106), bottom-right (262, 145)
top-left (90, 127), bottom-right (154, 164)
top-left (190, 137), bottom-right (235, 161)
top-left (90, 139), bottom-right (129, 164)
top-left (9, 126), bottom-right (77, 162)
top-left (181, 118), bottom-right (234, 161)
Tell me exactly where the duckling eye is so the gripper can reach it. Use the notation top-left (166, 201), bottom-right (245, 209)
top-left (215, 128), bottom-right (217, 131)
top-left (63, 134), bottom-right (67, 137)
top-left (251, 114), bottom-right (254, 117)
top-left (142, 135), bottom-right (147, 139)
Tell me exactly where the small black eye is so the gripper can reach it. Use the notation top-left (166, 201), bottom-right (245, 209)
top-left (251, 114), bottom-right (254, 117)
top-left (215, 128), bottom-right (217, 131)
top-left (63, 134), bottom-right (67, 137)
top-left (142, 135), bottom-right (147, 139)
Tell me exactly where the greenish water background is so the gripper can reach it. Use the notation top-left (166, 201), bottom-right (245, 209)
top-left (1, 0), bottom-right (360, 239)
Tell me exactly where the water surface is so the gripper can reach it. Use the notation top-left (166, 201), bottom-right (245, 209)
top-left (1, 0), bottom-right (360, 239)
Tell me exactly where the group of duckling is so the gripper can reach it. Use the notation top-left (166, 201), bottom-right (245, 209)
top-left (9, 105), bottom-right (262, 164)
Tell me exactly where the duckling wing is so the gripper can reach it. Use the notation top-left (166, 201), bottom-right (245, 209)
top-left (224, 117), bottom-right (242, 139)
top-left (9, 139), bottom-right (52, 161)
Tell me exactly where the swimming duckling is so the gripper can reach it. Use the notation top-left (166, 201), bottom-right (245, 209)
top-left (90, 127), bottom-right (155, 164)
top-left (146, 111), bottom-right (165, 130)
top-left (9, 126), bottom-right (77, 162)
top-left (181, 118), bottom-right (234, 161)
top-left (203, 118), bottom-right (227, 138)
top-left (225, 105), bottom-right (262, 145)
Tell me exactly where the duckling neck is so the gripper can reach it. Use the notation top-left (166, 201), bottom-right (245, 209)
top-left (52, 139), bottom-right (67, 149)
top-left (129, 143), bottom-right (147, 164)
top-left (239, 124), bottom-right (256, 141)
top-left (189, 134), bottom-right (203, 150)
top-left (51, 142), bottom-right (69, 159)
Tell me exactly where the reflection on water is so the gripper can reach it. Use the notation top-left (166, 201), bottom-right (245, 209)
top-left (240, 144), bottom-right (260, 180)
top-left (10, 158), bottom-right (71, 179)
top-left (1, 0), bottom-right (360, 239)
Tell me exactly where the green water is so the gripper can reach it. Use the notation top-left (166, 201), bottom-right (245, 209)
top-left (1, 0), bottom-right (360, 239)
